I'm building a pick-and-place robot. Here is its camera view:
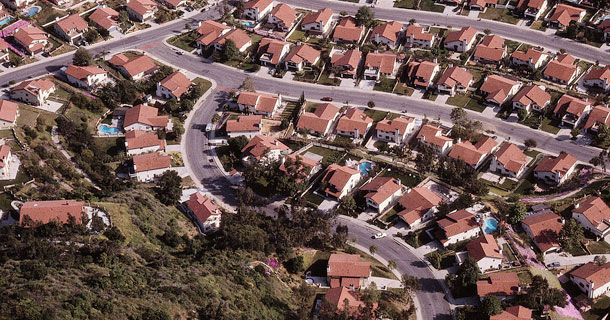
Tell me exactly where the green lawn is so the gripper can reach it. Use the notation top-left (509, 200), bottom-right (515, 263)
top-left (167, 31), bottom-right (198, 51)
top-left (516, 269), bottom-right (532, 285)
top-left (364, 109), bottom-right (389, 122)
top-left (394, 84), bottom-right (414, 96)
top-left (35, 4), bottom-right (67, 25)
top-left (288, 29), bottom-right (306, 42)
top-left (503, 244), bottom-right (517, 261)
top-left (382, 168), bottom-right (421, 187)
top-left (373, 77), bottom-right (396, 93)
top-left (0, 168), bottom-right (31, 188)
top-left (479, 7), bottom-right (520, 24)
top-left (540, 117), bottom-right (561, 134)
top-left (193, 77), bottom-right (213, 95)
top-left (530, 267), bottom-right (561, 288)
top-left (380, 206), bottom-right (398, 223)
top-left (587, 240), bottom-right (610, 254)
top-left (530, 20), bottom-right (547, 31)
top-left (94, 137), bottom-right (125, 157)
top-left (583, 296), bottom-right (610, 320)
top-left (419, 0), bottom-right (445, 12)
top-left (301, 146), bottom-right (344, 163)
top-left (16, 107), bottom-right (41, 127)
top-left (446, 94), bottom-right (487, 112)
top-left (393, 0), bottom-right (416, 8)
top-left (318, 71), bottom-right (341, 86)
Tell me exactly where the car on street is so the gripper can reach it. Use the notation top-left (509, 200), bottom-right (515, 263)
top-left (373, 232), bottom-right (387, 239)
top-left (547, 262), bottom-right (560, 268)
top-left (321, 97), bottom-right (333, 101)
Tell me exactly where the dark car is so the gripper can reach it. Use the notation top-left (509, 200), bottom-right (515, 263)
top-left (321, 97), bottom-right (333, 101)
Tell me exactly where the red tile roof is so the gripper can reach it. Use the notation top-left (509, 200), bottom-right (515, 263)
top-left (408, 60), bottom-right (439, 86)
top-left (480, 74), bottom-right (520, 104)
top-left (322, 164), bottom-right (361, 198)
top-left (124, 104), bottom-right (169, 128)
top-left (490, 306), bottom-right (533, 320)
top-left (467, 234), bottom-right (503, 262)
top-left (361, 177), bottom-right (402, 205)
top-left (336, 107), bottom-right (373, 134)
top-left (376, 116), bottom-right (414, 134)
top-left (437, 209), bottom-right (479, 240)
top-left (365, 52), bottom-right (397, 75)
top-left (240, 134), bottom-right (289, 160)
top-left (302, 8), bottom-right (333, 26)
top-left (109, 54), bottom-right (157, 78)
top-left (324, 287), bottom-right (368, 314)
top-left (13, 79), bottom-right (55, 97)
top-left (573, 196), bottom-right (610, 233)
top-left (511, 48), bottom-right (546, 65)
top-left (550, 4), bottom-right (585, 26)
top-left (296, 103), bottom-right (340, 134)
top-left (544, 54), bottom-right (577, 82)
top-left (534, 152), bottom-right (577, 176)
top-left (237, 91), bottom-right (279, 114)
top-left (553, 94), bottom-right (590, 116)
top-left (125, 130), bottom-right (164, 151)
top-left (0, 100), bottom-right (18, 123)
top-left (397, 187), bottom-right (441, 224)
top-left (371, 20), bottom-right (403, 42)
top-left (159, 71), bottom-right (191, 98)
top-left (279, 153), bottom-right (319, 175)
top-left (55, 14), bottom-right (88, 34)
top-left (512, 85), bottom-right (550, 107)
top-left (257, 37), bottom-right (290, 64)
top-left (186, 192), bottom-right (220, 223)
top-left (474, 35), bottom-right (505, 62)
top-left (20, 200), bottom-right (84, 226)
top-left (494, 142), bottom-right (527, 174)
top-left (245, 0), bottom-right (273, 10)
top-left (570, 262), bottom-right (610, 287)
top-left (14, 26), bottom-right (48, 48)
top-left (212, 28), bottom-right (251, 49)
top-left (333, 17), bottom-right (363, 42)
top-left (196, 20), bottom-right (230, 46)
top-left (405, 25), bottom-right (434, 41)
top-left (449, 136), bottom-right (497, 166)
top-left (517, 0), bottom-right (546, 10)
top-left (88, 7), bottom-right (120, 31)
top-left (226, 114), bottom-right (262, 133)
top-left (584, 65), bottom-right (610, 82)
top-left (126, 0), bottom-right (157, 16)
top-left (444, 26), bottom-right (477, 44)
top-left (284, 44), bottom-right (320, 65)
top-left (477, 272), bottom-right (521, 297)
top-left (416, 124), bottom-right (453, 148)
top-left (437, 67), bottom-right (473, 88)
top-left (133, 152), bottom-right (171, 172)
top-left (584, 105), bottom-right (610, 130)
top-left (327, 254), bottom-right (370, 278)
top-left (270, 3), bottom-right (297, 27)
top-left (331, 49), bottom-right (362, 74)
top-left (522, 212), bottom-right (563, 252)
top-left (65, 65), bottom-right (106, 80)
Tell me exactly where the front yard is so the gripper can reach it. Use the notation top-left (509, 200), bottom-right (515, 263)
top-left (445, 93), bottom-right (487, 112)
top-left (167, 31), bottom-right (199, 52)
top-left (479, 7), bottom-right (520, 24)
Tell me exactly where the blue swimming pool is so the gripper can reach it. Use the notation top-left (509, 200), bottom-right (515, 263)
top-left (26, 6), bottom-right (40, 17)
top-left (99, 125), bottom-right (119, 134)
top-left (483, 218), bottom-right (498, 234)
top-left (359, 162), bottom-right (372, 176)
top-left (240, 21), bottom-right (255, 28)
top-left (0, 17), bottom-right (12, 26)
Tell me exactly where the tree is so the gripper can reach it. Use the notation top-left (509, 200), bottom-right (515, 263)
top-left (450, 107), bottom-right (467, 125)
top-left (84, 29), bottom-right (100, 43)
top-left (369, 245), bottom-right (378, 255)
top-left (355, 6), bottom-right (375, 27)
top-left (508, 202), bottom-right (527, 224)
top-left (239, 76), bottom-right (256, 92)
top-left (480, 296), bottom-right (502, 317)
top-left (429, 251), bottom-right (441, 269)
top-left (339, 195), bottom-right (357, 215)
top-left (456, 257), bottom-right (480, 288)
top-left (483, 28), bottom-right (491, 35)
top-left (154, 170), bottom-right (182, 205)
top-left (387, 260), bottom-right (397, 271)
top-left (524, 138), bottom-right (537, 150)
top-left (590, 151), bottom-right (607, 172)
top-left (559, 218), bottom-right (584, 252)
top-left (517, 109), bottom-right (528, 121)
top-left (361, 282), bottom-right (380, 304)
top-left (222, 39), bottom-right (239, 62)
top-left (570, 128), bottom-right (581, 139)
top-left (285, 255), bottom-right (304, 274)
top-left (73, 47), bottom-right (93, 66)
top-left (9, 54), bottom-right (22, 67)
top-left (401, 274), bottom-right (421, 299)
top-left (211, 114), bottom-right (221, 123)
top-left (594, 255), bottom-right (607, 266)
top-left (367, 100), bottom-right (375, 108)
top-left (409, 18), bottom-right (416, 25)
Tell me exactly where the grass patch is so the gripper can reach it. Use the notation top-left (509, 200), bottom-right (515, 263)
top-left (393, 0), bottom-right (416, 8)
top-left (446, 93), bottom-right (486, 112)
top-left (94, 137), bottom-right (124, 157)
top-left (380, 206), bottom-right (398, 223)
top-left (393, 84), bottom-right (414, 96)
top-left (529, 267), bottom-right (561, 288)
top-left (381, 168), bottom-right (421, 187)
top-left (167, 31), bottom-right (198, 51)
top-left (288, 29), bottom-right (306, 42)
top-left (540, 116), bottom-right (561, 134)
top-left (479, 7), bottom-right (520, 24)
top-left (523, 149), bottom-right (540, 158)
top-left (586, 240), bottom-right (610, 254)
top-left (65, 105), bottom-right (100, 132)
top-left (318, 71), bottom-right (340, 86)
top-left (419, 0), bottom-right (445, 12)
top-left (583, 296), bottom-right (610, 320)
top-left (503, 243), bottom-right (517, 261)
top-left (516, 269), bottom-right (532, 285)
top-left (0, 167), bottom-right (31, 188)
top-left (303, 189), bottom-right (325, 205)
top-left (35, 4), bottom-right (67, 25)
top-left (16, 106), bottom-right (41, 127)
top-left (364, 109), bottom-right (388, 122)
top-left (530, 20), bottom-right (546, 31)
top-left (373, 77), bottom-right (396, 93)
top-left (193, 77), bottom-right (213, 96)
top-left (301, 145), bottom-right (344, 163)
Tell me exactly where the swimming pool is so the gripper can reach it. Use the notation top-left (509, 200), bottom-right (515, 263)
top-left (483, 218), bottom-right (498, 234)
top-left (26, 6), bottom-right (40, 17)
top-left (99, 125), bottom-right (119, 134)
top-left (359, 162), bottom-right (372, 176)
top-left (0, 17), bottom-right (12, 26)
top-left (240, 21), bottom-right (255, 28)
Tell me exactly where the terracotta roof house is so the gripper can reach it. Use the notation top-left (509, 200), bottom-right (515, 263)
top-left (569, 262), bottom-right (610, 299)
top-left (156, 71), bottom-right (192, 100)
top-left (364, 52), bottom-right (398, 80)
top-left (195, 20), bottom-right (230, 48)
top-left (408, 60), bottom-right (440, 88)
top-left (543, 53), bottom-right (578, 85)
top-left (404, 25), bottom-right (436, 49)
top-left (2, 0), bottom-right (35, 9)
top-left (11, 79), bottom-right (55, 106)
top-left (534, 152), bottom-right (577, 185)
top-left (375, 116), bottom-right (415, 144)
top-left (360, 177), bottom-right (403, 213)
top-left (474, 35), bottom-right (506, 65)
top-left (583, 65), bottom-right (610, 92)
top-left (184, 192), bottom-right (222, 233)
top-left (572, 196), bottom-right (610, 241)
top-left (332, 17), bottom-right (365, 44)
top-left (322, 164), bottom-right (362, 199)
top-left (296, 103), bottom-right (340, 136)
top-left (370, 20), bottom-right (403, 48)
top-left (522, 212), bottom-right (563, 254)
top-left (479, 74), bottom-right (521, 106)
top-left (268, 3), bottom-right (298, 31)
top-left (243, 0), bottom-right (274, 21)
top-left (211, 28), bottom-right (252, 53)
top-left (397, 186), bottom-right (442, 228)
top-left (476, 272), bottom-right (521, 299)
top-left (65, 65), bottom-right (108, 90)
top-left (125, 0), bottom-right (157, 22)
top-left (437, 210), bottom-right (480, 247)
top-left (466, 234), bottom-right (503, 271)
top-left (53, 14), bottom-right (88, 44)
top-left (468, 0), bottom-right (498, 10)
top-left (237, 91), bottom-right (281, 117)
top-left (13, 26), bottom-right (49, 56)
top-left (448, 136), bottom-right (498, 169)
top-left (108, 53), bottom-right (158, 80)
top-left (284, 44), bottom-right (320, 71)
top-left (490, 306), bottom-right (533, 320)
top-left (599, 19), bottom-right (610, 42)
top-left (0, 39), bottom-right (8, 63)
top-left (279, 153), bottom-right (321, 180)
top-left (511, 85), bottom-right (551, 113)
top-left (124, 130), bottom-right (165, 156)
top-left (123, 104), bottom-right (170, 131)
top-left (240, 134), bottom-right (290, 162)
top-left (511, 48), bottom-right (548, 70)
top-left (336, 107), bottom-right (373, 138)
top-left (327, 254), bottom-right (371, 289)
top-left (553, 94), bottom-right (591, 128)
top-left (158, 0), bottom-right (186, 9)
top-left (89, 7), bottom-right (120, 32)
top-left (301, 8), bottom-right (334, 34)
top-left (324, 287), bottom-right (373, 317)
top-left (584, 105), bottom-right (610, 132)
top-left (416, 124), bottom-right (453, 154)
top-left (436, 67), bottom-right (473, 96)
top-left (444, 26), bottom-right (478, 52)
top-left (130, 152), bottom-right (172, 182)
top-left (226, 114), bottom-right (262, 138)
top-left (517, 0), bottom-right (548, 20)
top-left (490, 142), bottom-right (527, 178)
top-left (549, 4), bottom-right (585, 29)
top-left (330, 49), bottom-right (362, 78)
top-left (19, 200), bottom-right (85, 226)
top-left (0, 100), bottom-right (18, 129)
top-left (257, 38), bottom-right (291, 67)
top-left (0, 144), bottom-right (11, 177)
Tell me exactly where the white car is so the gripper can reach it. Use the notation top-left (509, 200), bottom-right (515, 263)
top-left (373, 232), bottom-right (387, 239)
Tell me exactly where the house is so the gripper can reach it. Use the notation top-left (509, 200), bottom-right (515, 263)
top-left (436, 67), bottom-right (473, 96)
top-left (268, 3), bottom-right (298, 31)
top-left (241, 134), bottom-right (290, 162)
top-left (404, 25), bottom-right (436, 49)
top-left (511, 85), bottom-right (551, 113)
top-left (534, 152), bottom-right (577, 185)
top-left (326, 254), bottom-right (371, 289)
top-left (572, 196), bottom-right (610, 241)
top-left (53, 14), bottom-right (88, 44)
top-left (64, 65), bottom-right (108, 90)
top-left (0, 0), bottom-right (34, 9)
top-left (279, 153), bottom-right (321, 179)
top-left (0, 100), bottom-right (18, 129)
top-left (125, 0), bottom-right (157, 22)
top-left (336, 108), bottom-right (373, 138)
top-left (479, 74), bottom-right (521, 106)
top-left (89, 7), bottom-right (120, 32)
top-left (0, 40), bottom-right (8, 63)
top-left (549, 4), bottom-right (585, 29)
top-left (360, 177), bottom-right (402, 213)
top-left (301, 8), bottom-right (333, 34)
top-left (284, 44), bottom-right (320, 71)
top-left (195, 20), bottom-right (230, 49)
top-left (158, 0), bottom-right (186, 9)
top-left (370, 20), bottom-right (403, 48)
top-left (553, 94), bottom-right (591, 128)
top-left (437, 210), bottom-right (480, 247)
top-left (156, 71), bottom-right (192, 100)
top-left (332, 17), bottom-right (364, 44)
top-left (131, 152), bottom-right (171, 182)
top-left (296, 103), bottom-right (340, 136)
top-left (257, 38), bottom-right (291, 67)
top-left (584, 105), bottom-right (610, 132)
top-left (583, 65), bottom-right (610, 91)
top-left (543, 53), bottom-right (578, 85)
top-left (375, 116), bottom-right (415, 144)
top-left (522, 212), bottom-right (563, 254)
top-left (517, 0), bottom-right (548, 20)
top-left (108, 54), bottom-right (158, 80)
top-left (210, 28), bottom-right (252, 53)
top-left (476, 272), bottom-right (521, 299)
top-left (511, 48), bottom-right (548, 70)
top-left (569, 262), bottom-right (610, 299)
top-left (124, 130), bottom-right (165, 156)
top-left (19, 200), bottom-right (85, 226)
top-left (448, 136), bottom-right (498, 169)
top-left (184, 192), bottom-right (222, 233)
top-left (324, 287), bottom-right (375, 317)
top-left (443, 26), bottom-right (478, 52)
top-left (416, 124), bottom-right (453, 154)
top-left (364, 52), bottom-right (398, 80)
top-left (468, 0), bottom-right (498, 10)
top-left (13, 26), bottom-right (49, 56)
top-left (473, 35), bottom-right (506, 65)
top-left (226, 115), bottom-right (262, 138)
top-left (490, 142), bottom-right (527, 178)
top-left (123, 104), bottom-right (170, 131)
top-left (0, 145), bottom-right (10, 177)
top-left (11, 79), bottom-right (55, 106)
top-left (237, 91), bottom-right (281, 117)
top-left (407, 60), bottom-right (440, 88)
top-left (397, 187), bottom-right (442, 228)
top-left (330, 49), bottom-right (362, 78)
top-left (321, 164), bottom-right (361, 199)
top-left (599, 19), bottom-right (610, 42)
top-left (243, 0), bottom-right (274, 21)
top-left (466, 234), bottom-right (503, 272)
top-left (490, 306), bottom-right (533, 320)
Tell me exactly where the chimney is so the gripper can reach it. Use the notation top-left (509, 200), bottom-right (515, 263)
top-left (574, 203), bottom-right (579, 209)
top-left (433, 58), bottom-right (438, 63)
top-left (560, 217), bottom-right (565, 224)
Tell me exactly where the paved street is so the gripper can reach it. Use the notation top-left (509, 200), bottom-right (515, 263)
top-left (545, 252), bottom-right (610, 267)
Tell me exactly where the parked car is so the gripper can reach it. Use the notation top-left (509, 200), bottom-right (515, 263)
top-left (547, 262), bottom-right (560, 268)
top-left (321, 97), bottom-right (333, 101)
top-left (373, 232), bottom-right (387, 239)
